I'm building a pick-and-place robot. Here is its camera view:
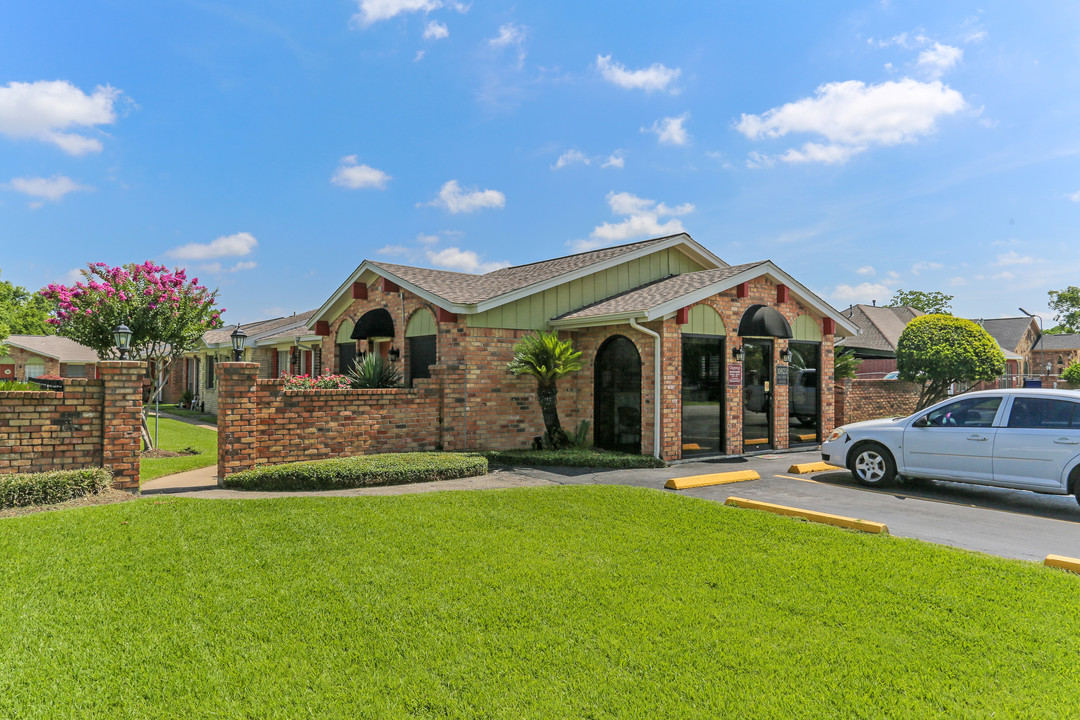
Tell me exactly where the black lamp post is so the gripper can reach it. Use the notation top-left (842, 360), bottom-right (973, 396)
top-left (231, 325), bottom-right (247, 361)
top-left (113, 323), bottom-right (133, 360)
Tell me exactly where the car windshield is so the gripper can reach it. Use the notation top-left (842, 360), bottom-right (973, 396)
top-left (924, 396), bottom-right (1002, 428)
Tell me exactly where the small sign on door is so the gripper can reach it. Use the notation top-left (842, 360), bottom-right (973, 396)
top-left (727, 362), bottom-right (742, 386)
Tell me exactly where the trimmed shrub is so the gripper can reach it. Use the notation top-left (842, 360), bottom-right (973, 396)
top-left (1063, 362), bottom-right (1080, 386)
top-left (484, 448), bottom-right (667, 469)
top-left (223, 452), bottom-right (487, 491)
top-left (0, 468), bottom-right (113, 509)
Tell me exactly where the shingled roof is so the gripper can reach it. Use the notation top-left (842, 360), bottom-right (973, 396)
top-left (1034, 333), bottom-right (1080, 351)
top-left (969, 316), bottom-right (1037, 354)
top-left (836, 304), bottom-right (922, 355)
top-left (202, 310), bottom-right (318, 347)
top-left (368, 235), bottom-right (699, 306)
top-left (4, 335), bottom-right (100, 363)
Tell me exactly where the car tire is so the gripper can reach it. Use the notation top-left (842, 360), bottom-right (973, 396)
top-left (849, 442), bottom-right (897, 487)
top-left (1070, 467), bottom-right (1080, 507)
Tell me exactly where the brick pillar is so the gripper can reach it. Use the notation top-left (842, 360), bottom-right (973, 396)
top-left (99, 360), bottom-right (146, 491)
top-left (217, 362), bottom-right (259, 479)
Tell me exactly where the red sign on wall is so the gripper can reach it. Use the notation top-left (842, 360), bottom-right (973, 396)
top-left (727, 362), bottom-right (743, 387)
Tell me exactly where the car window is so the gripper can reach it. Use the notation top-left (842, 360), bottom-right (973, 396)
top-left (925, 396), bottom-right (1002, 428)
top-left (1006, 397), bottom-right (1080, 430)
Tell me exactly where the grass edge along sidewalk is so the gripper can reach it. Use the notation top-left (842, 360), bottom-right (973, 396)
top-left (1, 484), bottom-right (1078, 718)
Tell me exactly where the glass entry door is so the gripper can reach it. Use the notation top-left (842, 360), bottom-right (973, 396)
top-left (788, 342), bottom-right (820, 445)
top-left (742, 339), bottom-right (772, 450)
top-left (681, 335), bottom-right (725, 457)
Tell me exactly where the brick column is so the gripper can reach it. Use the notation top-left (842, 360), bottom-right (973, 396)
top-left (99, 360), bottom-right (146, 491)
top-left (217, 362), bottom-right (259, 479)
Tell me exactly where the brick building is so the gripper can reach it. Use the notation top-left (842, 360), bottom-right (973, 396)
top-left (0, 335), bottom-right (100, 382)
top-left (294, 234), bottom-right (857, 460)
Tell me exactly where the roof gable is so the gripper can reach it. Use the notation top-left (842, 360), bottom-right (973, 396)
top-left (969, 316), bottom-right (1038, 353)
top-left (836, 305), bottom-right (922, 354)
top-left (4, 335), bottom-right (100, 363)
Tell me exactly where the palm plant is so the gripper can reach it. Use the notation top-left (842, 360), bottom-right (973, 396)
top-left (507, 331), bottom-right (582, 448)
top-left (347, 352), bottom-right (402, 389)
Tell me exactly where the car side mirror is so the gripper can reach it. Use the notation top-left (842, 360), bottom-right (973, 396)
top-left (912, 415), bottom-right (929, 428)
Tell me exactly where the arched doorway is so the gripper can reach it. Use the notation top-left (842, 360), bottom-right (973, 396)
top-left (405, 308), bottom-right (437, 384)
top-left (594, 336), bottom-right (641, 454)
top-left (738, 304), bottom-right (793, 451)
top-left (336, 319), bottom-right (357, 373)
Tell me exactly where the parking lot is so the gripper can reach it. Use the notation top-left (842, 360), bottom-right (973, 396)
top-left (511, 450), bottom-right (1080, 563)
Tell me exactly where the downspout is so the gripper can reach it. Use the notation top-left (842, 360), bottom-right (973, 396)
top-left (629, 318), bottom-right (662, 460)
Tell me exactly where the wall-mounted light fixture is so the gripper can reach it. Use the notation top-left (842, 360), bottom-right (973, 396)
top-left (230, 324), bottom-right (247, 361)
top-left (113, 323), bottom-right (133, 360)
top-left (732, 346), bottom-right (745, 362)
top-left (388, 347), bottom-right (401, 362)
top-left (780, 349), bottom-right (793, 363)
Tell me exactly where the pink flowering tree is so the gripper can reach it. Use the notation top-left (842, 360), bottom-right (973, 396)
top-left (42, 262), bottom-right (223, 444)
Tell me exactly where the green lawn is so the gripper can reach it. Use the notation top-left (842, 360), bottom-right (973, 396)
top-left (1, 485), bottom-right (1078, 718)
top-left (150, 403), bottom-right (217, 423)
top-left (140, 417), bottom-right (217, 482)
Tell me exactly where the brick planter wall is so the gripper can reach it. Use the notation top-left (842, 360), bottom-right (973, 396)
top-left (0, 360), bottom-right (145, 490)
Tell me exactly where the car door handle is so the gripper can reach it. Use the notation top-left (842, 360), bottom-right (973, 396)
top-left (967, 435), bottom-right (989, 441)
top-left (1054, 438), bottom-right (1080, 445)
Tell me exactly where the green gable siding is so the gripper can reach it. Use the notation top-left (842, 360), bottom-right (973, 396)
top-left (792, 315), bottom-right (822, 342)
top-left (406, 308), bottom-right (437, 337)
top-left (469, 248), bottom-right (706, 329)
top-left (686, 304), bottom-right (726, 335)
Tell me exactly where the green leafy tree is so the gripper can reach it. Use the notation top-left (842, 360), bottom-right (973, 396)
top-left (1062, 362), bottom-right (1080, 386)
top-left (833, 348), bottom-right (862, 380)
top-left (40, 262), bottom-right (223, 446)
top-left (887, 289), bottom-right (954, 315)
top-left (1048, 286), bottom-right (1080, 333)
top-left (507, 331), bottom-right (582, 449)
top-left (0, 270), bottom-right (55, 355)
top-left (896, 314), bottom-right (1005, 410)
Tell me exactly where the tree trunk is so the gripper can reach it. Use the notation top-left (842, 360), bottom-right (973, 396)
top-left (536, 382), bottom-right (569, 448)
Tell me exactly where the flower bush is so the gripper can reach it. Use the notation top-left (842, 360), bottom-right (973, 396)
top-left (282, 373), bottom-right (352, 390)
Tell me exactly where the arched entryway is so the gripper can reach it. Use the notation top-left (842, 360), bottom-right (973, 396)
top-left (336, 319), bottom-right (357, 373)
top-left (594, 335), bottom-right (641, 454)
top-left (405, 308), bottom-right (437, 384)
top-left (738, 304), bottom-right (793, 451)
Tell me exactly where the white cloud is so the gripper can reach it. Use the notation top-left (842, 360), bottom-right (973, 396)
top-left (997, 250), bottom-right (1034, 266)
top-left (949, 276), bottom-right (969, 287)
top-left (425, 179), bottom-right (505, 213)
top-left (199, 260), bottom-right (257, 274)
top-left (832, 282), bottom-right (891, 304)
top-left (595, 54), bottom-right (681, 93)
top-left (488, 23), bottom-right (526, 68)
top-left (331, 155), bottom-right (391, 190)
top-left (416, 233), bottom-right (440, 244)
top-left (426, 246), bottom-right (508, 274)
top-left (169, 232), bottom-right (258, 260)
top-left (6, 175), bottom-right (90, 202)
top-left (377, 244), bottom-right (410, 256)
top-left (573, 191), bottom-right (693, 251)
top-left (868, 32), bottom-right (930, 49)
top-left (991, 271), bottom-right (1014, 281)
top-left (856, 265), bottom-right (876, 276)
top-left (736, 79), bottom-right (966, 165)
top-left (644, 113), bottom-right (690, 146)
top-left (911, 261), bottom-right (943, 274)
top-left (414, 50), bottom-right (426, 62)
top-left (1068, 190), bottom-right (1080, 202)
top-left (423, 20), bottom-right (448, 39)
top-left (917, 43), bottom-right (963, 78)
top-left (601, 150), bottom-right (624, 169)
top-left (0, 80), bottom-right (124, 155)
top-left (351, 0), bottom-right (440, 27)
top-left (553, 149), bottom-right (588, 169)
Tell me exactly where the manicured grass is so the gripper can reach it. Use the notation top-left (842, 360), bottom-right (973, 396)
top-left (1, 485), bottom-right (1078, 717)
top-left (140, 417), bottom-right (217, 482)
top-left (151, 403), bottom-right (217, 423)
top-left (223, 452), bottom-right (488, 491)
top-left (484, 447), bottom-right (667, 468)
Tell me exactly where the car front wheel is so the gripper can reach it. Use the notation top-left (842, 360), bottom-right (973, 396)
top-left (850, 443), bottom-right (896, 487)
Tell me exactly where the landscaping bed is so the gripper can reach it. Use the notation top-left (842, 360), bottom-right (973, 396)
top-left (0, 467), bottom-right (112, 510)
top-left (484, 448), bottom-right (667, 468)
top-left (0, 484), bottom-right (1078, 717)
top-left (222, 452), bottom-right (488, 491)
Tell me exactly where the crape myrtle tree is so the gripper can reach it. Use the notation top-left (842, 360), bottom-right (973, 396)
top-left (896, 314), bottom-right (1005, 410)
top-left (507, 331), bottom-right (582, 449)
top-left (41, 261), bottom-right (223, 446)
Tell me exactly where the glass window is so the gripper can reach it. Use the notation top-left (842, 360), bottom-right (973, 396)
top-left (25, 363), bottom-right (45, 379)
top-left (1007, 397), bottom-right (1080, 430)
top-left (206, 357), bottom-right (215, 389)
top-left (926, 396), bottom-right (1002, 428)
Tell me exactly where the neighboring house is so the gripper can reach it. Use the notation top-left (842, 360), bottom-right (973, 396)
top-left (835, 304), bottom-right (923, 378)
top-left (0, 335), bottom-right (99, 381)
top-left (299, 233), bottom-right (857, 460)
top-left (171, 310), bottom-right (319, 413)
top-left (969, 316), bottom-right (1041, 378)
top-left (1031, 333), bottom-right (1080, 376)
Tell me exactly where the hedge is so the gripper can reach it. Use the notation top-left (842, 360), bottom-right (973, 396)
top-left (484, 448), bottom-right (667, 469)
top-left (0, 468), bottom-right (113, 509)
top-left (222, 452), bottom-right (488, 492)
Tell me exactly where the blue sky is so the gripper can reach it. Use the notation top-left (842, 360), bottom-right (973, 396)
top-left (2, 1), bottom-right (1078, 325)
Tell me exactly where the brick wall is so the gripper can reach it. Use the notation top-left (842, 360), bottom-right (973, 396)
top-left (854, 357), bottom-right (898, 379)
top-left (833, 379), bottom-right (921, 428)
top-left (0, 360), bottom-right (145, 490)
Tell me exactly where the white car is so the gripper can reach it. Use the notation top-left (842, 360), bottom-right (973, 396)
top-left (820, 389), bottom-right (1080, 503)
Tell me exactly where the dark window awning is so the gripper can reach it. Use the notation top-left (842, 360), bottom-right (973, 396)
top-left (738, 304), bottom-right (793, 338)
top-left (351, 308), bottom-right (395, 340)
